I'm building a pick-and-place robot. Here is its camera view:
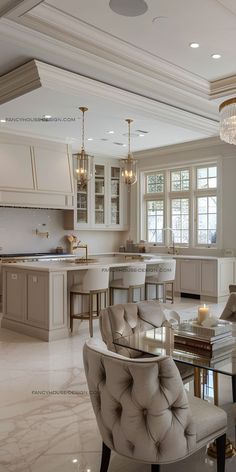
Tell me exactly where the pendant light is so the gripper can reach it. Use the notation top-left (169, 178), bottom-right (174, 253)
top-left (219, 98), bottom-right (236, 145)
top-left (73, 107), bottom-right (94, 186)
top-left (121, 119), bottom-right (137, 190)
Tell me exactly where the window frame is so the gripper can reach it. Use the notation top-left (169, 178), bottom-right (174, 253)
top-left (142, 162), bottom-right (219, 249)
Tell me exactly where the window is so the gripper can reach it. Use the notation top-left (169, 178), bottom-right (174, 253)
top-left (146, 200), bottom-right (164, 243)
top-left (144, 164), bottom-right (218, 248)
top-left (171, 169), bottom-right (190, 191)
top-left (171, 198), bottom-right (189, 244)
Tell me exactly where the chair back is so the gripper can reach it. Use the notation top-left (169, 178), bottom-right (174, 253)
top-left (146, 260), bottom-right (176, 283)
top-left (121, 263), bottom-right (146, 287)
top-left (99, 300), bottom-right (167, 357)
top-left (82, 267), bottom-right (109, 292)
top-left (83, 338), bottom-right (196, 464)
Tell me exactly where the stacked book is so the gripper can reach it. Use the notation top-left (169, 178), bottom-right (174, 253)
top-left (173, 321), bottom-right (235, 358)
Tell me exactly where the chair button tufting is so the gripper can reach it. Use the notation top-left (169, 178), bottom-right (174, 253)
top-left (143, 408), bottom-right (148, 416)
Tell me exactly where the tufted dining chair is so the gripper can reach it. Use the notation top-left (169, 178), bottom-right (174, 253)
top-left (99, 300), bottom-right (193, 382)
top-left (83, 338), bottom-right (227, 472)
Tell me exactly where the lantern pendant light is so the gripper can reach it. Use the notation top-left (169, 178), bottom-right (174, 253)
top-left (73, 107), bottom-right (94, 187)
top-left (121, 118), bottom-right (137, 190)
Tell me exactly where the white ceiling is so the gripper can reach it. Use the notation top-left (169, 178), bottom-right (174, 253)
top-left (0, 0), bottom-right (235, 156)
top-left (46, 0), bottom-right (236, 80)
top-left (0, 83), bottom-right (210, 156)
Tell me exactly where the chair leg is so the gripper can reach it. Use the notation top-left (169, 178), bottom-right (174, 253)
top-left (70, 293), bottom-right (74, 333)
top-left (89, 293), bottom-right (93, 337)
top-left (216, 433), bottom-right (226, 472)
top-left (151, 465), bottom-right (160, 472)
top-left (128, 286), bottom-right (133, 302)
top-left (162, 283), bottom-right (166, 303)
top-left (171, 281), bottom-right (174, 303)
top-left (100, 442), bottom-right (111, 472)
top-left (145, 282), bottom-right (148, 300)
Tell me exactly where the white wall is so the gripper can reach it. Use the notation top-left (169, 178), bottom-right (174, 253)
top-left (131, 137), bottom-right (236, 255)
top-left (0, 207), bottom-right (127, 254)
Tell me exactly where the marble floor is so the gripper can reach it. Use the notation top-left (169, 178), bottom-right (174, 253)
top-left (0, 299), bottom-right (235, 472)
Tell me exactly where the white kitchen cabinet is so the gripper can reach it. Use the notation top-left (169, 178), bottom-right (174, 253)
top-left (64, 158), bottom-right (128, 231)
top-left (0, 133), bottom-right (74, 209)
top-left (174, 257), bottom-right (236, 301)
top-left (179, 259), bottom-right (201, 294)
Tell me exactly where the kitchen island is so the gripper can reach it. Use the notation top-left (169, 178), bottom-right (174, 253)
top-left (1, 254), bottom-right (168, 341)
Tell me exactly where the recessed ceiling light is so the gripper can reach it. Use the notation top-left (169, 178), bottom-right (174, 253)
top-left (189, 42), bottom-right (200, 49)
top-left (72, 459), bottom-right (78, 463)
top-left (43, 114), bottom-right (52, 119)
top-left (122, 144), bottom-right (127, 147)
top-left (107, 130), bottom-right (114, 134)
top-left (109, 0), bottom-right (148, 17)
top-left (139, 133), bottom-right (145, 137)
top-left (211, 53), bottom-right (221, 59)
top-left (0, 119), bottom-right (6, 123)
top-left (87, 138), bottom-right (94, 141)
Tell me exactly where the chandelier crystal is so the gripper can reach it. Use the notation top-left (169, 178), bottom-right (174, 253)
top-left (219, 98), bottom-right (236, 145)
top-left (121, 119), bottom-right (137, 189)
top-left (73, 107), bottom-right (94, 187)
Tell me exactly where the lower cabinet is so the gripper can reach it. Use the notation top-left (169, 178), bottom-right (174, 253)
top-left (2, 268), bottom-right (68, 340)
top-left (175, 258), bottom-right (236, 301)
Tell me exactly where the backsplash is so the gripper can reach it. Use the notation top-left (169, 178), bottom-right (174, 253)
top-left (0, 208), bottom-right (127, 254)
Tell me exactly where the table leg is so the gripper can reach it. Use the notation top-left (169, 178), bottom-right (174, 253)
top-left (232, 375), bottom-right (236, 402)
top-left (213, 372), bottom-right (219, 406)
top-left (194, 367), bottom-right (201, 397)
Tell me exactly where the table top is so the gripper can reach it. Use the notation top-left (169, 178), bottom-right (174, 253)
top-left (113, 327), bottom-right (236, 377)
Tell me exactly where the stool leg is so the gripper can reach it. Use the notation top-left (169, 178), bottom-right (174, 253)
top-left (128, 287), bottom-right (133, 303)
top-left (70, 292), bottom-right (74, 333)
top-left (162, 283), bottom-right (166, 303)
top-left (156, 284), bottom-right (158, 300)
top-left (145, 283), bottom-right (148, 300)
top-left (110, 287), bottom-right (113, 306)
top-left (171, 282), bottom-right (174, 303)
top-left (89, 293), bottom-right (93, 337)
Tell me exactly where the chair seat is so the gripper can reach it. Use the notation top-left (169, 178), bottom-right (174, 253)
top-left (146, 277), bottom-right (174, 284)
top-left (71, 284), bottom-right (107, 294)
top-left (187, 393), bottom-right (227, 445)
top-left (110, 278), bottom-right (143, 289)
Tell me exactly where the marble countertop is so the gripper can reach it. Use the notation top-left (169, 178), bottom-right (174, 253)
top-left (92, 252), bottom-right (235, 261)
top-left (1, 255), bottom-right (171, 272)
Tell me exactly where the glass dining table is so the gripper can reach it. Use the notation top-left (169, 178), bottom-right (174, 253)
top-left (113, 327), bottom-right (236, 403)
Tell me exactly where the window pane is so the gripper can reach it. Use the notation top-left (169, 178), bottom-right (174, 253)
top-left (147, 174), bottom-right (164, 193)
top-left (171, 169), bottom-right (189, 191)
top-left (197, 196), bottom-right (217, 245)
top-left (147, 200), bottom-right (164, 243)
top-left (197, 166), bottom-right (217, 189)
top-left (171, 198), bottom-right (189, 244)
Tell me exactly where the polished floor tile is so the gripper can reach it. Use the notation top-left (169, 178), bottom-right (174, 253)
top-left (0, 300), bottom-right (235, 471)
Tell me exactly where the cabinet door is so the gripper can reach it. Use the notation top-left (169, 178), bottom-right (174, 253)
top-left (33, 146), bottom-right (73, 194)
top-left (75, 179), bottom-right (90, 227)
top-left (201, 260), bottom-right (217, 297)
top-left (27, 272), bottom-right (49, 327)
top-left (94, 164), bottom-right (106, 227)
top-left (180, 259), bottom-right (201, 294)
top-left (3, 270), bottom-right (26, 321)
top-left (110, 166), bottom-right (121, 226)
top-left (0, 143), bottom-right (34, 190)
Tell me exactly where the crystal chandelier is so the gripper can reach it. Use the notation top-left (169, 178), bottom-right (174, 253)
top-left (121, 119), bottom-right (137, 189)
top-left (73, 107), bottom-right (94, 186)
top-left (219, 98), bottom-right (236, 145)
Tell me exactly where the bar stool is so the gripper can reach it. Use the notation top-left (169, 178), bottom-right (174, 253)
top-left (109, 263), bottom-right (146, 305)
top-left (70, 267), bottom-right (109, 337)
top-left (145, 260), bottom-right (176, 303)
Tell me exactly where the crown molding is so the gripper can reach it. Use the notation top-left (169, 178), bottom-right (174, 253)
top-left (210, 75), bottom-right (236, 99)
top-left (0, 0), bottom-right (43, 18)
top-left (0, 18), bottom-right (219, 122)
top-left (0, 60), bottom-right (41, 105)
top-left (134, 136), bottom-right (227, 159)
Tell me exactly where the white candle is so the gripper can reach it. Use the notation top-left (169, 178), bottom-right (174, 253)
top-left (198, 304), bottom-right (210, 324)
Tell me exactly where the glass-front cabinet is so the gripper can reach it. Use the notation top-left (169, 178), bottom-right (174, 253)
top-left (64, 158), bottom-right (128, 231)
top-left (110, 166), bottom-right (120, 225)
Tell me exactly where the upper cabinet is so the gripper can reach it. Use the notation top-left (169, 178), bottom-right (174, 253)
top-left (0, 133), bottom-right (74, 209)
top-left (64, 158), bottom-right (129, 231)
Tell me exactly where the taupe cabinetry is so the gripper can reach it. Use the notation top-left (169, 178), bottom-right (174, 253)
top-left (0, 134), bottom-right (74, 208)
top-left (2, 267), bottom-right (68, 340)
top-left (175, 257), bottom-right (235, 301)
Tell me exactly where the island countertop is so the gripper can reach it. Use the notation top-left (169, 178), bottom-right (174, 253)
top-left (1, 254), bottom-right (170, 272)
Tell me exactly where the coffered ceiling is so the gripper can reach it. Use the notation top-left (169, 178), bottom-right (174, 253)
top-left (0, 0), bottom-right (236, 156)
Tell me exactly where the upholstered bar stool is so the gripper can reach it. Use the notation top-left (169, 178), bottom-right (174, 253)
top-left (109, 263), bottom-right (146, 305)
top-left (70, 267), bottom-right (109, 337)
top-left (145, 259), bottom-right (176, 303)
